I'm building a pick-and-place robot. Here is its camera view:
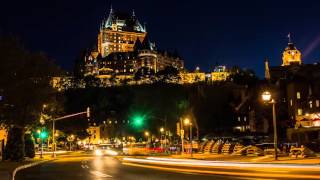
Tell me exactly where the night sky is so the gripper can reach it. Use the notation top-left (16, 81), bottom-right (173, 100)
top-left (1, 0), bottom-right (320, 77)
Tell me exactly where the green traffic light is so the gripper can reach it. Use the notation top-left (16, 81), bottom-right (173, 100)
top-left (40, 131), bottom-right (48, 139)
top-left (132, 115), bottom-right (145, 127)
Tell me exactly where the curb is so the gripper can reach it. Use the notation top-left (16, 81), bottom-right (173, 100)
top-left (11, 159), bottom-right (52, 180)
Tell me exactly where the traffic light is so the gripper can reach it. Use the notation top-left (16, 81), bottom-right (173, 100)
top-left (38, 130), bottom-right (48, 139)
top-left (131, 114), bottom-right (146, 128)
top-left (133, 115), bottom-right (144, 126)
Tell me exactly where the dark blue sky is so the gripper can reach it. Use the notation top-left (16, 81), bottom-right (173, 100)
top-left (1, 0), bottom-right (320, 77)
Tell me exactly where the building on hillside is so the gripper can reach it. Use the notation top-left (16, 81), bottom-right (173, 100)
top-left (179, 67), bottom-right (206, 84)
top-left (156, 51), bottom-right (184, 71)
top-left (264, 37), bottom-right (320, 144)
top-left (81, 7), bottom-right (184, 79)
top-left (266, 40), bottom-right (320, 125)
top-left (211, 66), bottom-right (230, 81)
top-left (97, 7), bottom-right (147, 57)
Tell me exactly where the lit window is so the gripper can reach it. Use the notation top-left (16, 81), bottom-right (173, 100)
top-left (297, 92), bottom-right (301, 99)
top-left (290, 99), bottom-right (293, 106)
top-left (309, 101), bottom-right (313, 108)
top-left (297, 108), bottom-right (303, 116)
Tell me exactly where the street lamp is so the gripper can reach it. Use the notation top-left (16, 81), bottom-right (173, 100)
top-left (183, 118), bottom-right (190, 125)
top-left (159, 127), bottom-right (165, 149)
top-left (144, 131), bottom-right (150, 143)
top-left (261, 91), bottom-right (278, 160)
top-left (184, 118), bottom-right (193, 157)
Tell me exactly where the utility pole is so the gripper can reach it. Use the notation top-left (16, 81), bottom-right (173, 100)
top-left (51, 108), bottom-right (90, 157)
top-left (272, 100), bottom-right (278, 160)
top-left (52, 120), bottom-right (56, 158)
top-left (180, 118), bottom-right (184, 154)
top-left (40, 137), bottom-right (43, 159)
top-left (190, 123), bottom-right (193, 157)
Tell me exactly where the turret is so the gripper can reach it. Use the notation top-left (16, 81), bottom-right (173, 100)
top-left (265, 58), bottom-right (270, 80)
top-left (282, 33), bottom-right (302, 66)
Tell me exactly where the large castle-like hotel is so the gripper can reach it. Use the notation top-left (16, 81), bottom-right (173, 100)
top-left (81, 7), bottom-right (184, 79)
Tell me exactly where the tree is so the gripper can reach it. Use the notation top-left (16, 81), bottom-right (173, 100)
top-left (156, 66), bottom-right (180, 82)
top-left (134, 67), bottom-right (155, 81)
top-left (229, 67), bottom-right (258, 87)
top-left (0, 36), bottom-right (62, 161)
top-left (3, 127), bottom-right (24, 161)
top-left (24, 133), bottom-right (35, 158)
top-left (84, 75), bottom-right (100, 88)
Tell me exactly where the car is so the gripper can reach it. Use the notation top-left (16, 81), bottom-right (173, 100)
top-left (94, 144), bottom-right (119, 156)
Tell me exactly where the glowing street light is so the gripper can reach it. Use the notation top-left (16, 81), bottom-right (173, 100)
top-left (262, 91), bottom-right (272, 102)
top-left (184, 118), bottom-right (190, 125)
top-left (144, 131), bottom-right (150, 143)
top-left (261, 91), bottom-right (278, 160)
top-left (159, 127), bottom-right (165, 149)
top-left (183, 118), bottom-right (193, 157)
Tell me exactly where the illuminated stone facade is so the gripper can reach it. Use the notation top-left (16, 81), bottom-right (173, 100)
top-left (211, 66), bottom-right (230, 81)
top-left (98, 8), bottom-right (146, 57)
top-left (86, 125), bottom-right (101, 145)
top-left (179, 67), bottom-right (206, 84)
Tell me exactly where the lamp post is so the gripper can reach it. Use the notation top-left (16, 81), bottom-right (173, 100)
top-left (262, 91), bottom-right (278, 160)
top-left (160, 127), bottom-right (165, 150)
top-left (184, 118), bottom-right (193, 157)
top-left (144, 131), bottom-right (150, 143)
top-left (37, 130), bottom-right (43, 159)
top-left (180, 119), bottom-right (184, 154)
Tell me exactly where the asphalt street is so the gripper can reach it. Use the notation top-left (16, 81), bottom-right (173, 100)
top-left (15, 155), bottom-right (320, 180)
top-left (16, 156), bottom-right (231, 180)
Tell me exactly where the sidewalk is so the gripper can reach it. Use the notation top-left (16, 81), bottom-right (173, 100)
top-left (0, 155), bottom-right (51, 180)
top-left (169, 153), bottom-right (320, 164)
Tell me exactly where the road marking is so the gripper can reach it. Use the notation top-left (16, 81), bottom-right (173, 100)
top-left (89, 170), bottom-right (112, 178)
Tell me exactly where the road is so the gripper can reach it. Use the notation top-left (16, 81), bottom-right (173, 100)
top-left (16, 155), bottom-right (320, 180)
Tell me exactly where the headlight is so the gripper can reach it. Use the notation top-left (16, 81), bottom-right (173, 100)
top-left (106, 150), bottom-right (118, 156)
top-left (95, 149), bottom-right (102, 156)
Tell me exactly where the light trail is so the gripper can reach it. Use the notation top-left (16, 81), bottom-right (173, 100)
top-left (123, 157), bottom-right (320, 170)
top-left (123, 162), bottom-right (320, 179)
top-left (89, 170), bottom-right (112, 178)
